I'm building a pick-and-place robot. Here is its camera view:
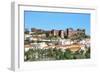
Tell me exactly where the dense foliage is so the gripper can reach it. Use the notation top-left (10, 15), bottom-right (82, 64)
top-left (24, 47), bottom-right (90, 61)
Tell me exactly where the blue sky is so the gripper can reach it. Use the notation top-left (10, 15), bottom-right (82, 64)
top-left (24, 11), bottom-right (90, 35)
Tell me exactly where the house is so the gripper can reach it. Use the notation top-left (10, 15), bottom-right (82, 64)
top-left (31, 42), bottom-right (48, 49)
top-left (79, 39), bottom-right (90, 48)
top-left (25, 34), bottom-right (32, 40)
top-left (58, 39), bottom-right (73, 45)
top-left (29, 37), bottom-right (38, 41)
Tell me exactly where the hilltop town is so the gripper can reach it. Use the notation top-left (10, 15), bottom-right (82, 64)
top-left (24, 28), bottom-right (90, 61)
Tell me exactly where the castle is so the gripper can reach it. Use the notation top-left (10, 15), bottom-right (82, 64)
top-left (29, 28), bottom-right (85, 39)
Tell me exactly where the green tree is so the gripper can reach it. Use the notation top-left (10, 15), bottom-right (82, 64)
top-left (63, 49), bottom-right (73, 59)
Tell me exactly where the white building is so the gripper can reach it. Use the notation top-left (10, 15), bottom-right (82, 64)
top-left (31, 42), bottom-right (47, 49)
top-left (58, 39), bottom-right (73, 45)
top-left (80, 40), bottom-right (85, 44)
top-left (80, 39), bottom-right (90, 48)
top-left (25, 34), bottom-right (32, 40)
top-left (29, 37), bottom-right (38, 41)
